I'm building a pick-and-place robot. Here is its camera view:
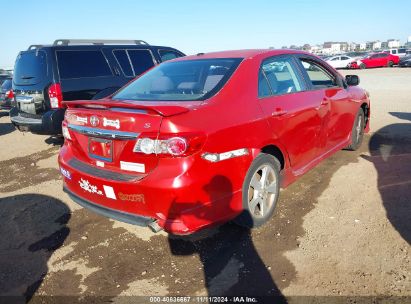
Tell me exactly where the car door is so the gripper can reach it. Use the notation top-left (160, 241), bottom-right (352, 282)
top-left (364, 54), bottom-right (378, 68)
top-left (379, 53), bottom-right (389, 67)
top-left (328, 56), bottom-right (340, 68)
top-left (340, 56), bottom-right (351, 68)
top-left (295, 56), bottom-right (353, 154)
top-left (374, 54), bottom-right (385, 67)
top-left (258, 55), bottom-right (323, 171)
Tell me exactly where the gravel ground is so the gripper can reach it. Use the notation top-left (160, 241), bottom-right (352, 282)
top-left (0, 67), bottom-right (410, 303)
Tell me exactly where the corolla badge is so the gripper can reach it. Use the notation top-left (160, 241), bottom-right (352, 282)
top-left (90, 115), bottom-right (100, 127)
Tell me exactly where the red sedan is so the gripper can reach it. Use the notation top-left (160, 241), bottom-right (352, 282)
top-left (58, 50), bottom-right (370, 234)
top-left (351, 52), bottom-right (399, 69)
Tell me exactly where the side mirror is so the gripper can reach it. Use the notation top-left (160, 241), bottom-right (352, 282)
top-left (345, 75), bottom-right (359, 86)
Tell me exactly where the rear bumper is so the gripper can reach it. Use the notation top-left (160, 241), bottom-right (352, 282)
top-left (63, 186), bottom-right (156, 227)
top-left (9, 107), bottom-right (65, 134)
top-left (59, 145), bottom-right (247, 234)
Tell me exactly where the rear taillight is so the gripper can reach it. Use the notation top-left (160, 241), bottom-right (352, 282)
top-left (48, 83), bottom-right (63, 109)
top-left (5, 90), bottom-right (14, 99)
top-left (62, 121), bottom-right (72, 140)
top-left (133, 134), bottom-right (205, 157)
top-left (62, 126), bottom-right (72, 140)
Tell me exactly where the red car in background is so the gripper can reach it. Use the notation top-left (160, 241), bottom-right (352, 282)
top-left (58, 50), bottom-right (370, 234)
top-left (350, 52), bottom-right (400, 69)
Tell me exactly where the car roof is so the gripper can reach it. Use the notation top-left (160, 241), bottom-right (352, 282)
top-left (175, 49), bottom-right (313, 61)
top-left (22, 44), bottom-right (179, 52)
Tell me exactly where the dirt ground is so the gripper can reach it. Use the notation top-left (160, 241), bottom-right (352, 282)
top-left (0, 68), bottom-right (410, 303)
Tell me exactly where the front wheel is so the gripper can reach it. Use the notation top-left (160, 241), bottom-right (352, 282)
top-left (233, 154), bottom-right (281, 228)
top-left (345, 109), bottom-right (365, 151)
top-left (359, 63), bottom-right (366, 69)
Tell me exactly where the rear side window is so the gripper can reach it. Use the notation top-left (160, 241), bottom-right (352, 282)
top-left (259, 57), bottom-right (303, 97)
top-left (57, 50), bottom-right (112, 79)
top-left (300, 59), bottom-right (336, 89)
top-left (113, 50), bottom-right (133, 77)
top-left (14, 50), bottom-right (48, 85)
top-left (158, 49), bottom-right (184, 62)
top-left (127, 50), bottom-right (155, 76)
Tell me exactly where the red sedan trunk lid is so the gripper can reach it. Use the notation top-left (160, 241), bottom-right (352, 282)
top-left (63, 99), bottom-right (193, 175)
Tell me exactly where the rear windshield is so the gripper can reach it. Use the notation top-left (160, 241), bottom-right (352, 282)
top-left (1, 79), bottom-right (12, 90)
top-left (113, 58), bottom-right (242, 101)
top-left (13, 50), bottom-right (48, 85)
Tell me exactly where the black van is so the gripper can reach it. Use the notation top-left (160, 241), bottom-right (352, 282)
top-left (10, 39), bottom-right (185, 135)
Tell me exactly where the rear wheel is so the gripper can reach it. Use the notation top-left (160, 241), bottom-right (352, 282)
top-left (387, 60), bottom-right (394, 67)
top-left (345, 109), bottom-right (365, 151)
top-left (234, 154), bottom-right (280, 228)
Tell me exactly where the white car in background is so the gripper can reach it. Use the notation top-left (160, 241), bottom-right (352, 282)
top-left (326, 55), bottom-right (353, 69)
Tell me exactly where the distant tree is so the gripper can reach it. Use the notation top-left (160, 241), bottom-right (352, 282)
top-left (302, 44), bottom-right (311, 51)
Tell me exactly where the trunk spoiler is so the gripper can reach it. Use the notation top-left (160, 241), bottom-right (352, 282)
top-left (63, 99), bottom-right (191, 117)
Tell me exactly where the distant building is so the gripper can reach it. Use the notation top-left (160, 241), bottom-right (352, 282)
top-left (387, 39), bottom-right (400, 48)
top-left (309, 45), bottom-right (321, 54)
top-left (357, 43), bottom-right (367, 50)
top-left (323, 42), bottom-right (344, 54)
top-left (381, 41), bottom-right (388, 49)
top-left (340, 42), bottom-right (349, 52)
top-left (348, 42), bottom-right (357, 51)
top-left (372, 41), bottom-right (382, 50)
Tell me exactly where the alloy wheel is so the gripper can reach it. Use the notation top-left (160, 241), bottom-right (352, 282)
top-left (247, 164), bottom-right (278, 218)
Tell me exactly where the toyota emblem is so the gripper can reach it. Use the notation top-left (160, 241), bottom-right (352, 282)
top-left (90, 116), bottom-right (100, 127)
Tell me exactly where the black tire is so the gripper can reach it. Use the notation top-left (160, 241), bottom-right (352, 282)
top-left (359, 63), bottom-right (366, 69)
top-left (387, 60), bottom-right (394, 67)
top-left (233, 153), bottom-right (281, 228)
top-left (345, 108), bottom-right (365, 151)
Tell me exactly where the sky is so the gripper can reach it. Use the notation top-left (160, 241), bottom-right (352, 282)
top-left (1, 0), bottom-right (410, 67)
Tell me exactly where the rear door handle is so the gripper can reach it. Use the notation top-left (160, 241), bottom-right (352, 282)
top-left (272, 110), bottom-right (288, 117)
